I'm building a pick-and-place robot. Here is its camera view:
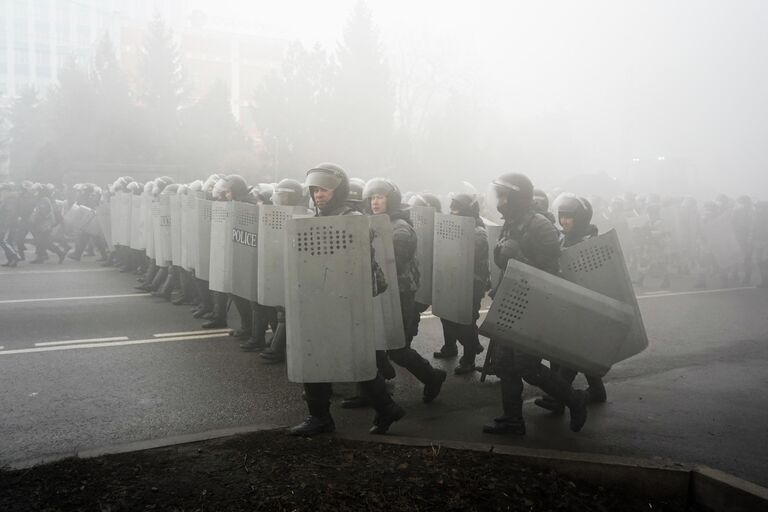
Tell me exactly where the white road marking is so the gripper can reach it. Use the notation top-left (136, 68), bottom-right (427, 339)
top-left (35, 336), bottom-right (130, 347)
top-left (153, 328), bottom-right (232, 338)
top-left (0, 333), bottom-right (230, 356)
top-left (0, 346), bottom-right (4, 350)
top-left (0, 268), bottom-right (112, 276)
top-left (636, 286), bottom-right (756, 300)
top-left (0, 293), bottom-right (151, 305)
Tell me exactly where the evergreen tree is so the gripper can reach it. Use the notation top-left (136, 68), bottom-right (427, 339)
top-left (2, 87), bottom-right (53, 182)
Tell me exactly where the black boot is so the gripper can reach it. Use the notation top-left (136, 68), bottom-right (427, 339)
top-left (483, 416), bottom-right (526, 435)
top-left (288, 415), bottom-right (335, 436)
top-left (422, 369), bottom-right (447, 403)
top-left (586, 376), bottom-right (607, 403)
top-left (369, 403), bottom-right (405, 435)
top-left (534, 396), bottom-right (565, 414)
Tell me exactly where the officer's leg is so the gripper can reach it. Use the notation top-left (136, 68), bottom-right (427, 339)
top-left (289, 383), bottom-right (335, 436)
top-left (535, 365), bottom-right (577, 414)
top-left (230, 295), bottom-right (252, 338)
top-left (435, 319), bottom-right (459, 359)
top-left (0, 232), bottom-right (20, 266)
top-left (153, 265), bottom-right (178, 300)
top-left (585, 374), bottom-right (607, 403)
top-left (192, 278), bottom-right (214, 317)
top-left (360, 374), bottom-right (405, 435)
top-left (483, 344), bottom-right (526, 435)
top-left (342, 350), bottom-right (393, 409)
top-left (69, 232), bottom-right (87, 260)
top-left (202, 291), bottom-right (228, 328)
top-left (148, 265), bottom-right (168, 291)
top-left (173, 268), bottom-right (197, 305)
top-left (517, 354), bottom-right (588, 432)
top-left (258, 306), bottom-right (285, 358)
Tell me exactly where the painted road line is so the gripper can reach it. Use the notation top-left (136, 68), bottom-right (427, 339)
top-left (0, 333), bottom-right (231, 356)
top-left (154, 328), bottom-right (232, 337)
top-left (0, 268), bottom-right (112, 276)
top-left (636, 286), bottom-right (756, 300)
top-left (0, 347), bottom-right (3, 350)
top-left (35, 336), bottom-right (130, 347)
top-left (0, 293), bottom-right (151, 305)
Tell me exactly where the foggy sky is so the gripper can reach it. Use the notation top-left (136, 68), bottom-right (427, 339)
top-left (192, 1), bottom-right (768, 196)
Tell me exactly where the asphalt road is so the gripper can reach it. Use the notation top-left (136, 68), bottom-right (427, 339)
top-left (1, 258), bottom-right (767, 487)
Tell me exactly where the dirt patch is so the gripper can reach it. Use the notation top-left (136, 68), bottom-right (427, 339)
top-left (1, 429), bottom-right (700, 511)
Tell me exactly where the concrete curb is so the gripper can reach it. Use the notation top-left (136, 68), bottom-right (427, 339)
top-left (8, 424), bottom-right (768, 511)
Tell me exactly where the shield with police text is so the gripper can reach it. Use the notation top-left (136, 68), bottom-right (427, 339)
top-left (209, 201), bottom-right (234, 293)
top-left (370, 215), bottom-right (406, 351)
top-left (558, 229), bottom-right (648, 364)
top-left (96, 202), bottom-right (112, 249)
top-left (181, 193), bottom-right (197, 271)
top-left (411, 206), bottom-right (435, 305)
top-left (130, 195), bottom-right (145, 250)
top-left (153, 197), bottom-right (172, 266)
top-left (480, 258), bottom-right (635, 376)
top-left (485, 220), bottom-right (503, 290)
top-left (170, 195), bottom-right (182, 266)
top-left (285, 215), bottom-right (377, 383)
top-left (196, 196), bottom-right (212, 280)
top-left (432, 213), bottom-right (476, 325)
top-left (704, 212), bottom-right (743, 270)
top-left (256, 205), bottom-right (307, 307)
top-left (231, 201), bottom-right (259, 300)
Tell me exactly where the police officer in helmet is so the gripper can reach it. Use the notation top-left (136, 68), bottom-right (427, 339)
top-left (483, 173), bottom-right (589, 436)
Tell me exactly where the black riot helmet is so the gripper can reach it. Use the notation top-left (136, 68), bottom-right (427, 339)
top-left (305, 162), bottom-right (350, 213)
top-left (273, 178), bottom-right (305, 207)
top-left (213, 174), bottom-right (249, 201)
top-left (492, 172), bottom-right (534, 218)
top-left (348, 178), bottom-right (366, 204)
top-left (362, 178), bottom-right (402, 213)
top-left (449, 192), bottom-right (480, 218)
top-left (533, 188), bottom-right (549, 213)
top-left (557, 194), bottom-right (593, 228)
top-left (421, 193), bottom-right (443, 212)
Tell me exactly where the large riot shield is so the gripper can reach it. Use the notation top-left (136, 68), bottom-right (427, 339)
top-left (480, 258), bottom-right (635, 376)
top-left (196, 196), bottom-right (212, 280)
top-left (431, 213), bottom-right (476, 324)
top-left (411, 206), bottom-right (435, 305)
top-left (256, 205), bottom-right (308, 307)
top-left (485, 220), bottom-right (503, 290)
top-left (152, 197), bottom-right (172, 267)
top-left (110, 192), bottom-right (131, 246)
top-left (370, 215), bottom-right (406, 351)
top-left (169, 195), bottom-right (182, 266)
top-left (703, 213), bottom-right (743, 270)
top-left (180, 193), bottom-right (197, 271)
top-left (63, 204), bottom-right (96, 234)
top-left (130, 195), bottom-right (145, 250)
top-left (558, 229), bottom-right (648, 364)
top-left (208, 201), bottom-right (234, 293)
top-left (285, 215), bottom-right (377, 383)
top-left (109, 196), bottom-right (120, 246)
top-left (96, 202), bottom-right (112, 250)
top-left (231, 201), bottom-right (259, 300)
top-left (142, 194), bottom-right (155, 259)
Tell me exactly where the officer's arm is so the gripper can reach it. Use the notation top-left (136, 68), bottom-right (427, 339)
top-left (392, 223), bottom-right (416, 270)
top-left (532, 216), bottom-right (562, 261)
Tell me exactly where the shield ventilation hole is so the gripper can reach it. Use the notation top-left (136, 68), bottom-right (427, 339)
top-left (437, 219), bottom-right (463, 241)
top-left (211, 206), bottom-right (229, 223)
top-left (237, 211), bottom-right (259, 226)
top-left (496, 278), bottom-right (530, 330)
top-left (263, 210), bottom-right (290, 230)
top-left (412, 211), bottom-right (431, 231)
top-left (202, 204), bottom-right (212, 222)
top-left (297, 225), bottom-right (354, 256)
top-left (568, 244), bottom-right (616, 273)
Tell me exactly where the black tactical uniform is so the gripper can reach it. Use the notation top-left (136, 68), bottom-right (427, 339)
top-left (483, 173), bottom-right (588, 436)
top-left (440, 193), bottom-right (490, 374)
top-left (29, 185), bottom-right (66, 264)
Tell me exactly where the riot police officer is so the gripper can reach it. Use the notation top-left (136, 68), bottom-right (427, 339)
top-left (0, 183), bottom-right (21, 266)
top-left (29, 183), bottom-right (66, 264)
top-left (290, 163), bottom-right (405, 437)
top-left (360, 178), bottom-right (447, 402)
top-left (483, 173), bottom-right (588, 436)
top-left (535, 194), bottom-right (606, 413)
top-left (441, 192), bottom-right (490, 375)
top-left (533, 188), bottom-right (556, 224)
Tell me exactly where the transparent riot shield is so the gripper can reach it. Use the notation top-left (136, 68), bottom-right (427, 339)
top-left (284, 215), bottom-right (377, 383)
top-left (411, 206), bottom-right (435, 306)
top-left (130, 195), bottom-right (145, 250)
top-left (195, 196), bottom-right (212, 280)
top-left (558, 229), bottom-right (649, 363)
top-left (479, 258), bottom-right (635, 376)
top-left (704, 212), bottom-right (743, 270)
top-left (208, 201), bottom-right (234, 293)
top-left (485, 220), bottom-right (503, 290)
top-left (142, 194), bottom-right (155, 260)
top-left (370, 215), bottom-right (406, 351)
top-left (63, 204), bottom-right (94, 234)
top-left (431, 213), bottom-right (476, 324)
top-left (181, 193), bottom-right (197, 272)
top-left (169, 195), bottom-right (182, 266)
top-left (256, 205), bottom-right (302, 307)
top-left (231, 201), bottom-right (259, 301)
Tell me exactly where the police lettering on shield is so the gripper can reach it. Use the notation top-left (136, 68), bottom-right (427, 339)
top-left (232, 227), bottom-right (257, 247)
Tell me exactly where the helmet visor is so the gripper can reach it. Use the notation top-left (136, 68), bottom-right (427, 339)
top-left (305, 169), bottom-right (342, 191)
